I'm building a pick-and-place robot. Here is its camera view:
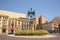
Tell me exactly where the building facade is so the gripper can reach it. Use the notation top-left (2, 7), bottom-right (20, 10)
top-left (35, 16), bottom-right (47, 30)
top-left (0, 10), bottom-right (59, 34)
top-left (42, 22), bottom-right (58, 33)
top-left (0, 15), bottom-right (9, 34)
top-left (0, 10), bottom-right (26, 34)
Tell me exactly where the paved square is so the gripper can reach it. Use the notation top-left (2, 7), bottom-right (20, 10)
top-left (0, 34), bottom-right (60, 40)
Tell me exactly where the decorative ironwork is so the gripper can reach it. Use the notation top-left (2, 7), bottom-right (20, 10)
top-left (27, 8), bottom-right (35, 30)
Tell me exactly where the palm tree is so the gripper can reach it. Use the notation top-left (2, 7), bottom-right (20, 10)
top-left (27, 8), bottom-right (35, 30)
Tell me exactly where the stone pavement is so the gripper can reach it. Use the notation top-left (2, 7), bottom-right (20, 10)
top-left (0, 34), bottom-right (60, 40)
top-left (8, 33), bottom-right (60, 38)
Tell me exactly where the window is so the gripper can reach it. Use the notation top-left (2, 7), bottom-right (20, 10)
top-left (27, 22), bottom-right (30, 30)
top-left (18, 21), bottom-right (20, 26)
top-left (22, 25), bottom-right (24, 30)
top-left (3, 17), bottom-right (8, 19)
top-left (0, 20), bottom-right (1, 21)
top-left (3, 25), bottom-right (7, 29)
top-left (18, 22), bottom-right (20, 24)
top-left (3, 20), bottom-right (7, 25)
top-left (0, 22), bottom-right (1, 25)
top-left (20, 22), bottom-right (22, 26)
top-left (5, 17), bottom-right (8, 19)
top-left (3, 17), bottom-right (4, 19)
top-left (0, 20), bottom-right (1, 25)
top-left (0, 17), bottom-right (1, 18)
top-left (11, 21), bottom-right (14, 26)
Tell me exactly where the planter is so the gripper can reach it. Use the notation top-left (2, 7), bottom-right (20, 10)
top-left (15, 30), bottom-right (49, 35)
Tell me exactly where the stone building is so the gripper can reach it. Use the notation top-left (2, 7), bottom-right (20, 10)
top-left (42, 22), bottom-right (58, 33)
top-left (0, 10), bottom-right (26, 34)
top-left (17, 17), bottom-right (30, 30)
top-left (35, 16), bottom-right (47, 29)
top-left (0, 15), bottom-right (9, 34)
top-left (0, 10), bottom-right (58, 34)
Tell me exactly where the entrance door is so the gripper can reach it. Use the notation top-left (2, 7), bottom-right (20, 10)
top-left (9, 29), bottom-right (14, 34)
top-left (2, 29), bottom-right (6, 33)
top-left (11, 29), bottom-right (14, 34)
top-left (10, 21), bottom-right (14, 34)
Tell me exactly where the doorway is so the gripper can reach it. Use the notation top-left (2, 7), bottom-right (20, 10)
top-left (10, 29), bottom-right (14, 34)
top-left (2, 29), bottom-right (6, 33)
top-left (9, 29), bottom-right (14, 34)
top-left (9, 21), bottom-right (14, 34)
top-left (58, 24), bottom-right (60, 33)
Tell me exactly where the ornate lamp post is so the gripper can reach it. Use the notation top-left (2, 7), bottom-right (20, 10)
top-left (27, 8), bottom-right (35, 30)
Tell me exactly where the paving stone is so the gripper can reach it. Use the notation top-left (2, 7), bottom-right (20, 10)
top-left (0, 34), bottom-right (60, 40)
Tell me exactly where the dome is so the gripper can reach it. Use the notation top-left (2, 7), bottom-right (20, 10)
top-left (51, 16), bottom-right (60, 24)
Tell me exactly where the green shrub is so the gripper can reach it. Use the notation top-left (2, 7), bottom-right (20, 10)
top-left (15, 30), bottom-right (49, 35)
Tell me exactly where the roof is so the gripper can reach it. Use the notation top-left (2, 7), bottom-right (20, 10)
top-left (0, 10), bottom-right (26, 18)
top-left (51, 16), bottom-right (60, 24)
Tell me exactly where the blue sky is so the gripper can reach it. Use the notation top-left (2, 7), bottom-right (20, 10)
top-left (0, 0), bottom-right (60, 21)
